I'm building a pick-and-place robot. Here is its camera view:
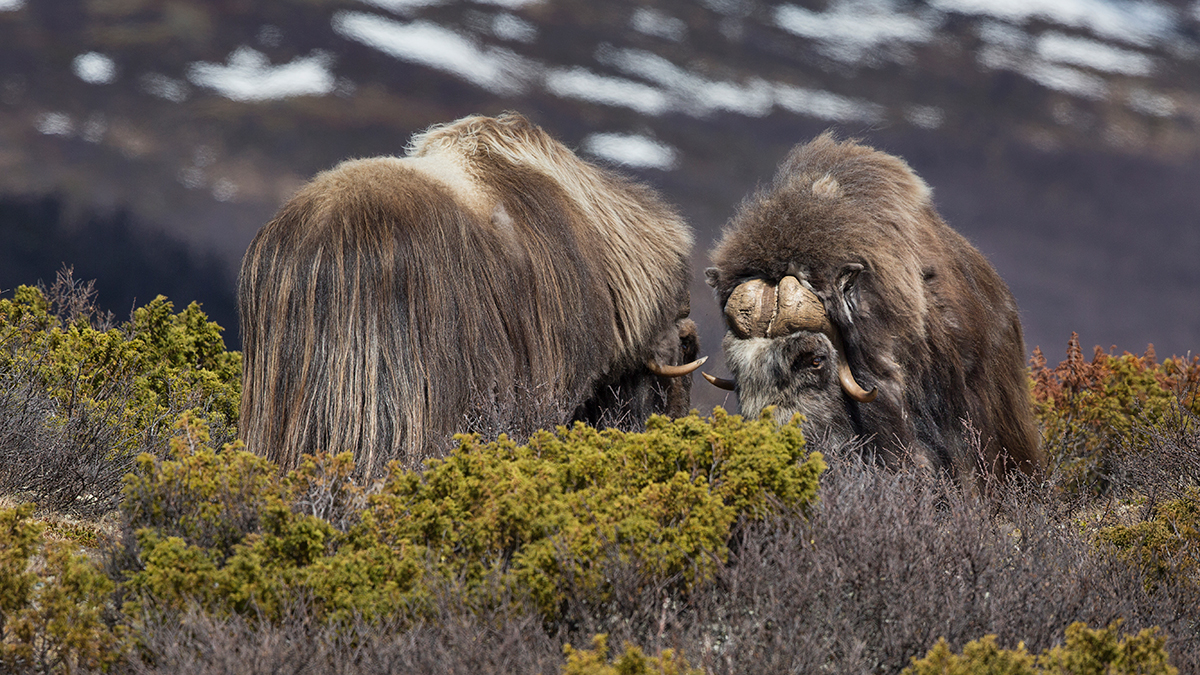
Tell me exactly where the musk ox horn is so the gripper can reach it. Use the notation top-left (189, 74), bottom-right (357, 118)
top-left (723, 275), bottom-right (877, 403)
top-left (836, 357), bottom-right (877, 402)
top-left (647, 355), bottom-right (708, 377)
top-left (702, 371), bottom-right (737, 391)
top-left (726, 276), bottom-right (827, 339)
top-left (724, 278), bottom-right (776, 339)
top-left (768, 275), bottom-right (827, 338)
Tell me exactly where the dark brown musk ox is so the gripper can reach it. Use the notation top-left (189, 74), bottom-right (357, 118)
top-left (704, 133), bottom-right (1044, 480)
top-left (238, 113), bottom-right (703, 479)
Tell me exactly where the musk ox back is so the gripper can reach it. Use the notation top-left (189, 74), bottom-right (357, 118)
top-left (239, 113), bottom-right (698, 478)
top-left (706, 133), bottom-right (1043, 479)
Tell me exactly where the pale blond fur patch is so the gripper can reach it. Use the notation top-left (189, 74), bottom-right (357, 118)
top-left (811, 173), bottom-right (841, 199)
top-left (386, 154), bottom-right (492, 219)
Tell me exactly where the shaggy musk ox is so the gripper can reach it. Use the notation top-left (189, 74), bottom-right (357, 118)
top-left (705, 133), bottom-right (1044, 479)
top-left (239, 113), bottom-right (701, 478)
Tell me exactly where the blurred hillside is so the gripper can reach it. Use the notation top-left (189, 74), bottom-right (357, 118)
top-left (1, 0), bottom-right (1198, 413)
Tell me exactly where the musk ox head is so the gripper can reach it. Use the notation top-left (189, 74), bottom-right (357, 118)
top-left (706, 132), bottom-right (1044, 479)
top-left (239, 112), bottom-right (701, 478)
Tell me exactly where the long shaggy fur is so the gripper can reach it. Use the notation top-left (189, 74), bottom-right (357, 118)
top-left (239, 113), bottom-right (694, 477)
top-left (708, 132), bottom-right (1043, 479)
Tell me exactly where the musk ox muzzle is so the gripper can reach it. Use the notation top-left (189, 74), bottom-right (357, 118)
top-left (710, 276), bottom-right (876, 403)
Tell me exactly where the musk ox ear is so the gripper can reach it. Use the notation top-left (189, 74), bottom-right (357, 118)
top-left (838, 263), bottom-right (863, 283)
top-left (705, 267), bottom-right (720, 288)
top-left (836, 263), bottom-right (864, 318)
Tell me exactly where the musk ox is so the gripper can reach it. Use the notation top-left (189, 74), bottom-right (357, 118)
top-left (239, 113), bottom-right (702, 478)
top-left (705, 133), bottom-right (1044, 479)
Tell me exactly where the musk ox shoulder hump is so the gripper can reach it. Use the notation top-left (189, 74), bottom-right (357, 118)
top-left (316, 155), bottom-right (493, 222)
top-left (779, 132), bottom-right (934, 230)
top-left (411, 112), bottom-right (693, 365)
top-left (409, 112), bottom-right (693, 251)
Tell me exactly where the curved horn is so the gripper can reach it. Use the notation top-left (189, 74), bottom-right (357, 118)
top-left (828, 329), bottom-right (878, 403)
top-left (702, 371), bottom-right (737, 391)
top-left (647, 355), bottom-right (708, 378)
top-left (837, 360), bottom-right (878, 402)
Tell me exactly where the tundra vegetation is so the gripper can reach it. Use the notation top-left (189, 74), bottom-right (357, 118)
top-left (1, 274), bottom-right (1198, 674)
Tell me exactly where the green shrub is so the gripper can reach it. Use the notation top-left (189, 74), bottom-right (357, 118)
top-left (0, 504), bottom-right (123, 674)
top-left (123, 294), bottom-right (242, 429)
top-left (1097, 487), bottom-right (1200, 591)
top-left (904, 635), bottom-right (1037, 675)
top-left (0, 282), bottom-right (240, 435)
top-left (0, 273), bottom-right (241, 515)
top-left (122, 413), bottom-right (280, 560)
top-left (120, 410), bottom-right (825, 625)
top-left (120, 413), bottom-right (295, 619)
top-left (904, 622), bottom-right (1177, 675)
top-left (369, 409), bottom-right (824, 617)
top-left (561, 634), bottom-right (703, 675)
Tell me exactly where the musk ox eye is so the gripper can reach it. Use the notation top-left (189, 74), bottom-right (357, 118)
top-left (793, 354), bottom-right (824, 372)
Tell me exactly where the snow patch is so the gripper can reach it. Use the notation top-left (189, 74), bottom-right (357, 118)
top-left (1127, 88), bottom-right (1175, 116)
top-left (73, 52), bottom-right (117, 84)
top-left (774, 0), bottom-right (937, 65)
top-left (544, 67), bottom-right (672, 116)
top-left (905, 105), bottom-right (945, 129)
top-left (975, 20), bottom-right (1154, 100)
top-left (1036, 32), bottom-right (1154, 76)
top-left (632, 7), bottom-right (687, 42)
top-left (35, 112), bottom-right (73, 136)
top-left (212, 178), bottom-right (239, 202)
top-left (773, 84), bottom-right (886, 123)
top-left (598, 46), bottom-right (775, 117)
top-left (583, 132), bottom-right (678, 170)
top-left (1024, 61), bottom-right (1109, 99)
top-left (357, 0), bottom-right (446, 15)
top-left (331, 11), bottom-right (889, 124)
top-left (186, 47), bottom-right (335, 101)
top-left (333, 11), bottom-right (534, 95)
top-left (492, 13), bottom-right (537, 43)
top-left (473, 0), bottom-right (541, 7)
top-left (930, 0), bottom-right (1179, 47)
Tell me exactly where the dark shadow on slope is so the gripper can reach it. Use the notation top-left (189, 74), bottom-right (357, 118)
top-left (0, 193), bottom-right (240, 348)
